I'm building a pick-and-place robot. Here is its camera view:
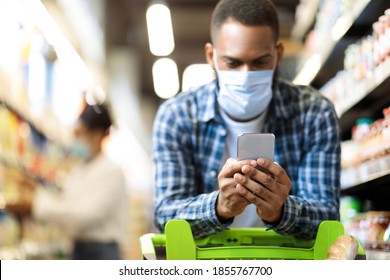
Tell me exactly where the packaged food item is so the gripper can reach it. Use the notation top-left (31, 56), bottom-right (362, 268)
top-left (385, 9), bottom-right (390, 57)
top-left (343, 213), bottom-right (368, 245)
top-left (340, 196), bottom-right (361, 223)
top-left (364, 212), bottom-right (390, 260)
top-left (366, 211), bottom-right (390, 243)
top-left (384, 223), bottom-right (390, 243)
top-left (379, 15), bottom-right (388, 63)
top-left (322, 10), bottom-right (390, 105)
top-left (383, 107), bottom-right (390, 151)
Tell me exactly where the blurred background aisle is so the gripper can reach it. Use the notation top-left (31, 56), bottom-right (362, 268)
top-left (0, 0), bottom-right (389, 259)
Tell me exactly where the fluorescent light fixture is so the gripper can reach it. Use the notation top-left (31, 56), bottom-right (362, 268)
top-left (182, 64), bottom-right (215, 91)
top-left (152, 58), bottom-right (179, 99)
top-left (293, 54), bottom-right (322, 86)
top-left (146, 3), bottom-right (175, 56)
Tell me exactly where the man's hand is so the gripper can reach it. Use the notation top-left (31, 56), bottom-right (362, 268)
top-left (234, 158), bottom-right (292, 224)
top-left (216, 158), bottom-right (257, 222)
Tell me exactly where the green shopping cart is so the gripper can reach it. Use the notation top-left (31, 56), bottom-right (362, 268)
top-left (140, 220), bottom-right (365, 260)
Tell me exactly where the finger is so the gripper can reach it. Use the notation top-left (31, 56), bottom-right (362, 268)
top-left (233, 173), bottom-right (275, 201)
top-left (219, 177), bottom-right (251, 203)
top-left (235, 184), bottom-right (272, 211)
top-left (218, 177), bottom-right (238, 192)
top-left (240, 165), bottom-right (279, 193)
top-left (219, 158), bottom-right (257, 178)
top-left (256, 158), bottom-right (291, 185)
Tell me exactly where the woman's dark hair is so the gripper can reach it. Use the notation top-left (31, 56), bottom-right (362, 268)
top-left (78, 103), bottom-right (112, 133)
top-left (211, 0), bottom-right (279, 43)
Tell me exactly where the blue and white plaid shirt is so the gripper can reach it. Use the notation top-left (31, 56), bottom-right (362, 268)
top-left (153, 78), bottom-right (340, 239)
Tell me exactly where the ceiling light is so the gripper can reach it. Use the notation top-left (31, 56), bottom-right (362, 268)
top-left (152, 58), bottom-right (179, 99)
top-left (146, 3), bottom-right (175, 56)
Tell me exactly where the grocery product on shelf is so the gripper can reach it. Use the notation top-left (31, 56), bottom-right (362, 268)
top-left (303, 0), bottom-right (361, 57)
top-left (365, 211), bottom-right (390, 243)
top-left (320, 9), bottom-right (390, 111)
top-left (341, 107), bottom-right (390, 170)
top-left (0, 104), bottom-right (77, 259)
top-left (340, 106), bottom-right (390, 188)
top-left (385, 9), bottom-right (390, 57)
top-left (0, 212), bottom-right (21, 248)
top-left (356, 108), bottom-right (390, 162)
top-left (361, 212), bottom-right (390, 260)
top-left (340, 196), bottom-right (361, 224)
top-left (343, 211), bottom-right (390, 244)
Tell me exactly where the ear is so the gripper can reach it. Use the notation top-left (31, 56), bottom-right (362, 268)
top-left (276, 42), bottom-right (284, 67)
top-left (204, 42), bottom-right (215, 68)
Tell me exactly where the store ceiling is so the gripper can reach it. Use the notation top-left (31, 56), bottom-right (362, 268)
top-left (104, 0), bottom-right (300, 104)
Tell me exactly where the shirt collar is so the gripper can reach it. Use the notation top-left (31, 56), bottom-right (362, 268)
top-left (198, 78), bottom-right (294, 123)
top-left (198, 80), bottom-right (221, 123)
top-left (269, 79), bottom-right (295, 120)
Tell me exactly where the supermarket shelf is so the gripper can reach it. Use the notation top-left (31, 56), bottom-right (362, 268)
top-left (291, 0), bottom-right (321, 41)
top-left (341, 155), bottom-right (390, 204)
top-left (338, 59), bottom-right (390, 140)
top-left (335, 58), bottom-right (390, 118)
top-left (293, 0), bottom-right (389, 87)
top-left (0, 94), bottom-right (71, 146)
top-left (0, 240), bottom-right (71, 260)
top-left (0, 152), bottom-right (61, 190)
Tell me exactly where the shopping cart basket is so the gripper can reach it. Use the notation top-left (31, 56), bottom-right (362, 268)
top-left (140, 220), bottom-right (364, 260)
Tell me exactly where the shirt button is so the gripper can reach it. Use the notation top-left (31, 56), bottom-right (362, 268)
top-left (209, 170), bottom-right (217, 177)
top-left (220, 130), bottom-right (227, 136)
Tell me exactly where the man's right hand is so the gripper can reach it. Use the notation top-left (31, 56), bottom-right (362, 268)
top-left (215, 158), bottom-right (257, 222)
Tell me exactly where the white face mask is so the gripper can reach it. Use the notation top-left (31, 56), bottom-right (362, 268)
top-left (214, 50), bottom-right (275, 120)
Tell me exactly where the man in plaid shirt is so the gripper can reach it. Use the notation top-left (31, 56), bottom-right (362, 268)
top-left (153, 0), bottom-right (340, 239)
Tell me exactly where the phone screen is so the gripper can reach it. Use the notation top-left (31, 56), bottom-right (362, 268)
top-left (237, 133), bottom-right (275, 161)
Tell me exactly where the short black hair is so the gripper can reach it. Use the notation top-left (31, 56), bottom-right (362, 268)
top-left (211, 0), bottom-right (279, 43)
top-left (78, 103), bottom-right (112, 133)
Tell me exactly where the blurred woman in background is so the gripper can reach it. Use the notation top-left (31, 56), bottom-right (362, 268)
top-left (6, 103), bottom-right (128, 260)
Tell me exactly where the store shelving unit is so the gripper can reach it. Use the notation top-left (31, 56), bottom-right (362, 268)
top-left (0, 94), bottom-right (71, 146)
top-left (294, 0), bottom-right (389, 88)
top-left (290, 0), bottom-right (321, 42)
top-left (292, 0), bottom-right (390, 210)
top-left (0, 240), bottom-right (71, 260)
top-left (338, 57), bottom-right (390, 141)
top-left (341, 155), bottom-right (390, 190)
top-left (0, 152), bottom-right (61, 191)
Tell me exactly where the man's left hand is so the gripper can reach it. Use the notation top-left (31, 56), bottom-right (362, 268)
top-left (234, 158), bottom-right (292, 224)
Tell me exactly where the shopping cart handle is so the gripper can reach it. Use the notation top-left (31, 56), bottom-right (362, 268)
top-left (163, 220), bottom-right (346, 260)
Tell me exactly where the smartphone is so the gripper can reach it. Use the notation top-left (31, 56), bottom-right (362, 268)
top-left (237, 133), bottom-right (275, 161)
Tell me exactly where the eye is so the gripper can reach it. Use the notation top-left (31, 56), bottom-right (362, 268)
top-left (252, 60), bottom-right (269, 68)
top-left (224, 60), bottom-right (241, 69)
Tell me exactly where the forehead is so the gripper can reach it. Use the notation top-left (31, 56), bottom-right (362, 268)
top-left (214, 19), bottom-right (275, 55)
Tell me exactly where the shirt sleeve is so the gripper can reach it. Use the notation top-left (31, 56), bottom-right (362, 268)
top-left (267, 98), bottom-right (341, 239)
top-left (153, 101), bottom-right (230, 239)
top-left (33, 166), bottom-right (126, 236)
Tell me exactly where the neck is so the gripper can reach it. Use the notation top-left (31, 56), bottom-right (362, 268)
top-left (225, 111), bottom-right (263, 123)
top-left (87, 147), bottom-right (102, 162)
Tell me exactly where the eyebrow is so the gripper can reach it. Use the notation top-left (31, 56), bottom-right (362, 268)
top-left (222, 54), bottom-right (273, 62)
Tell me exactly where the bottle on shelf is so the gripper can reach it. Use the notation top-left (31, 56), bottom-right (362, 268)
top-left (321, 8), bottom-right (390, 115)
